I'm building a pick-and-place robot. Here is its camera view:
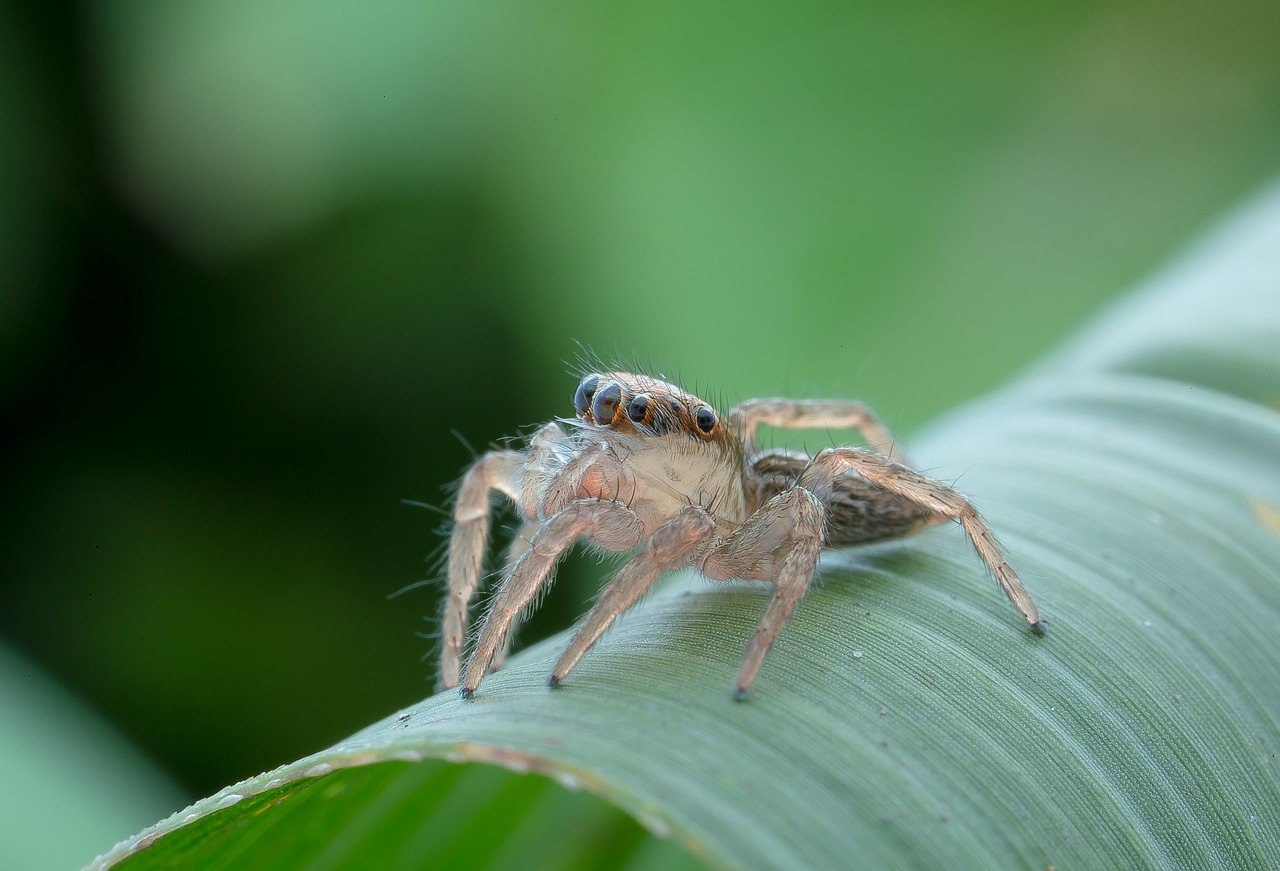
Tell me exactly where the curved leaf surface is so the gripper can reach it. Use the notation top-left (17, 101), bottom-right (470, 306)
top-left (90, 183), bottom-right (1280, 870)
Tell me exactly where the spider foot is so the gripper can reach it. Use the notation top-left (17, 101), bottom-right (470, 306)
top-left (547, 675), bottom-right (562, 689)
top-left (459, 686), bottom-right (475, 701)
top-left (1030, 620), bottom-right (1048, 635)
top-left (733, 686), bottom-right (749, 703)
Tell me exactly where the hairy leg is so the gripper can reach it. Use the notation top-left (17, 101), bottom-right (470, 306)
top-left (801, 447), bottom-right (1044, 630)
top-left (461, 499), bottom-right (643, 698)
top-left (728, 398), bottom-right (907, 462)
top-left (700, 487), bottom-right (811, 582)
top-left (550, 506), bottom-right (717, 687)
top-left (488, 519), bottom-right (540, 672)
top-left (700, 488), bottom-right (826, 699)
top-left (440, 449), bottom-right (524, 689)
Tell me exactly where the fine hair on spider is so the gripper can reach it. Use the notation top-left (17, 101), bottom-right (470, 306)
top-left (437, 367), bottom-right (1045, 701)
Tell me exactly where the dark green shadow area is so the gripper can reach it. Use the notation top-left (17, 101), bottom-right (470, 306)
top-left (114, 759), bottom-right (706, 871)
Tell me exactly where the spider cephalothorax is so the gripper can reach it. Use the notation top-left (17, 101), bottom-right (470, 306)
top-left (440, 371), bottom-right (1044, 701)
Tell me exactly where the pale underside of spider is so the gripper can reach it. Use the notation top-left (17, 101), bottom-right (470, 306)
top-left (440, 371), bottom-right (1044, 701)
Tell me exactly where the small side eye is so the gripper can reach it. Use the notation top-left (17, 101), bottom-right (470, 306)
top-left (628, 395), bottom-right (649, 423)
top-left (592, 383), bottom-right (622, 424)
top-left (694, 405), bottom-right (717, 434)
top-left (573, 375), bottom-right (599, 415)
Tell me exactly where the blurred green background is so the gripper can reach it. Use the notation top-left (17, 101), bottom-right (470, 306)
top-left (3, 1), bottom-right (1279, 867)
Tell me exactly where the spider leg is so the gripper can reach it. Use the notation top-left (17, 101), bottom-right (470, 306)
top-left (488, 519), bottom-right (540, 672)
top-left (461, 498), bottom-right (643, 698)
top-left (440, 449), bottom-right (524, 689)
top-left (550, 506), bottom-right (717, 687)
top-left (800, 447), bottom-right (1044, 631)
top-left (728, 398), bottom-right (908, 462)
top-left (700, 487), bottom-right (827, 700)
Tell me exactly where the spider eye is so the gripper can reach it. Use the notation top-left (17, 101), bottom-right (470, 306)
top-left (592, 383), bottom-right (622, 424)
top-left (628, 395), bottom-right (649, 423)
top-left (694, 405), bottom-right (717, 434)
top-left (573, 375), bottom-right (599, 415)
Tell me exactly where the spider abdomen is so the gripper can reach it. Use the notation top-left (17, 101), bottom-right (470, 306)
top-left (747, 450), bottom-right (934, 547)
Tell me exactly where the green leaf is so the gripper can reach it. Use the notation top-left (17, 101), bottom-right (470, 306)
top-left (91, 182), bottom-right (1280, 870)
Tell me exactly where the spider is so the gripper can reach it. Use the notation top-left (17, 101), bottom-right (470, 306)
top-left (440, 371), bottom-right (1044, 701)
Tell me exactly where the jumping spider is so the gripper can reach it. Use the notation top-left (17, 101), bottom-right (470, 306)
top-left (441, 371), bottom-right (1044, 701)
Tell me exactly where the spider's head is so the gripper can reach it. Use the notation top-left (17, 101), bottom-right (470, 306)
top-left (572, 372), bottom-right (725, 443)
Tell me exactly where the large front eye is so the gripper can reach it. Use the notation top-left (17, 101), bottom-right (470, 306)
top-left (592, 383), bottom-right (622, 423)
top-left (694, 405), bottom-right (717, 434)
top-left (573, 375), bottom-right (599, 415)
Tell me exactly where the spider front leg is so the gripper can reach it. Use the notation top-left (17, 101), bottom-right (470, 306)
top-left (549, 506), bottom-right (718, 687)
top-left (441, 423), bottom-right (571, 688)
top-left (461, 498), bottom-right (643, 699)
top-left (440, 449), bottom-right (523, 689)
top-left (801, 447), bottom-right (1045, 631)
top-left (488, 519), bottom-right (540, 673)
